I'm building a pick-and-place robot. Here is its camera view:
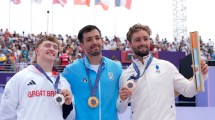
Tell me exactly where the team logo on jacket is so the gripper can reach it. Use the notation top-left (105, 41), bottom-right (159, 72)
top-left (108, 72), bottom-right (114, 80)
top-left (82, 78), bottom-right (88, 83)
top-left (27, 80), bottom-right (36, 86)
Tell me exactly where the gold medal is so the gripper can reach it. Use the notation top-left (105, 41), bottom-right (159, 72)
top-left (88, 96), bottom-right (99, 108)
top-left (125, 80), bottom-right (136, 90)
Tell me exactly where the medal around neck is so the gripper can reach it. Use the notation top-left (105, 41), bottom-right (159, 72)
top-left (88, 96), bottom-right (99, 108)
top-left (125, 80), bottom-right (136, 90)
top-left (54, 94), bottom-right (65, 105)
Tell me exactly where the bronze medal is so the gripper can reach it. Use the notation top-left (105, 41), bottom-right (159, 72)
top-left (88, 96), bottom-right (99, 108)
top-left (125, 80), bottom-right (136, 90)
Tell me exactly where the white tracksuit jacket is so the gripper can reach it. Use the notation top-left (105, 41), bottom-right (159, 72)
top-left (117, 56), bottom-right (207, 120)
top-left (0, 65), bottom-right (75, 120)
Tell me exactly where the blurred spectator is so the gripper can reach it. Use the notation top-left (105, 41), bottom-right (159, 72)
top-left (0, 49), bottom-right (6, 62)
top-left (14, 44), bottom-right (21, 60)
top-left (21, 44), bottom-right (29, 61)
top-left (207, 39), bottom-right (214, 57)
top-left (15, 53), bottom-right (28, 72)
top-left (173, 37), bottom-right (179, 46)
top-left (28, 47), bottom-right (36, 64)
top-left (110, 39), bottom-right (117, 50)
top-left (0, 49), bottom-right (6, 71)
top-left (153, 45), bottom-right (160, 52)
top-left (1, 44), bottom-right (8, 55)
top-left (166, 42), bottom-right (171, 51)
top-left (200, 48), bottom-right (209, 61)
top-left (0, 29), bottom-right (4, 36)
top-left (0, 49), bottom-right (6, 60)
top-left (149, 38), bottom-right (154, 51)
top-left (59, 49), bottom-right (71, 67)
top-left (4, 28), bottom-right (10, 41)
top-left (179, 42), bottom-right (188, 55)
top-left (103, 41), bottom-right (111, 50)
top-left (155, 34), bottom-right (160, 45)
top-left (4, 49), bottom-right (14, 71)
top-left (169, 44), bottom-right (177, 51)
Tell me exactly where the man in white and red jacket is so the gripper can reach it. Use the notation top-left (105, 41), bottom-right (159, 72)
top-left (0, 35), bottom-right (75, 120)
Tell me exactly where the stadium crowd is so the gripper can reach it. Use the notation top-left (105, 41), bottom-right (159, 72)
top-left (0, 28), bottom-right (214, 72)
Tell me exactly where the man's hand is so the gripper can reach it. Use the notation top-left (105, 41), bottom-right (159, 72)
top-left (119, 86), bottom-right (132, 101)
top-left (61, 89), bottom-right (72, 105)
top-left (200, 59), bottom-right (208, 75)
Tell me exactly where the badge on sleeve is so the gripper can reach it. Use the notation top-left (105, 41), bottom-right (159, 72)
top-left (108, 72), bottom-right (114, 80)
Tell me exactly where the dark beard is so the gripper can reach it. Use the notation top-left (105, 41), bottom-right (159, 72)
top-left (134, 50), bottom-right (149, 57)
top-left (90, 51), bottom-right (101, 56)
top-left (88, 45), bottom-right (101, 56)
top-left (132, 46), bottom-right (150, 57)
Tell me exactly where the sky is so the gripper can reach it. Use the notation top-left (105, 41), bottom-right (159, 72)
top-left (0, 0), bottom-right (214, 42)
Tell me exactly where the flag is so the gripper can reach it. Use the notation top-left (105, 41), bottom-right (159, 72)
top-left (115, 0), bottom-right (132, 9)
top-left (95, 0), bottom-right (110, 11)
top-left (53, 0), bottom-right (67, 7)
top-left (11, 0), bottom-right (21, 5)
top-left (32, 0), bottom-right (42, 4)
top-left (74, 0), bottom-right (90, 7)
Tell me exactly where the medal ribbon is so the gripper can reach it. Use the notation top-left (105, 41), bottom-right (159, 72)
top-left (83, 56), bottom-right (104, 97)
top-left (129, 56), bottom-right (153, 82)
top-left (34, 64), bottom-right (60, 94)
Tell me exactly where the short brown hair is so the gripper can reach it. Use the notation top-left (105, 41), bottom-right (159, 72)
top-left (32, 35), bottom-right (59, 64)
top-left (126, 23), bottom-right (152, 42)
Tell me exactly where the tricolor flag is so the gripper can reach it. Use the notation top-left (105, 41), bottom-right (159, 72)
top-left (95, 0), bottom-right (110, 11)
top-left (53, 0), bottom-right (67, 7)
top-left (11, 0), bottom-right (21, 5)
top-left (74, 0), bottom-right (91, 7)
top-left (115, 0), bottom-right (132, 9)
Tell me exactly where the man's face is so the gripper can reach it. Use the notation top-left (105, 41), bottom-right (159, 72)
top-left (36, 41), bottom-right (59, 62)
top-left (129, 30), bottom-right (150, 57)
top-left (80, 29), bottom-right (103, 57)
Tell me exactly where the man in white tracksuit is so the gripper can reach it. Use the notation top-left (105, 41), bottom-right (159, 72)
top-left (0, 35), bottom-right (75, 120)
top-left (116, 23), bottom-right (208, 120)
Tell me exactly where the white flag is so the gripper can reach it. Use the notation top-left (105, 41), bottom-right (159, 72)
top-left (32, 0), bottom-right (42, 4)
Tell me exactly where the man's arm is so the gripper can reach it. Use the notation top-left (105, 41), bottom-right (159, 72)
top-left (63, 102), bottom-right (75, 119)
top-left (0, 78), bottom-right (18, 120)
top-left (116, 87), bottom-right (131, 113)
top-left (61, 89), bottom-right (75, 119)
top-left (173, 59), bottom-right (208, 97)
top-left (116, 71), bottom-right (131, 113)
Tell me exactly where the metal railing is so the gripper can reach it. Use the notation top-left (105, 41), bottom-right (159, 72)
top-left (0, 64), bottom-right (66, 73)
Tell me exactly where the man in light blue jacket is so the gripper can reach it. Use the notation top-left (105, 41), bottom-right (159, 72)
top-left (62, 25), bottom-right (122, 120)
